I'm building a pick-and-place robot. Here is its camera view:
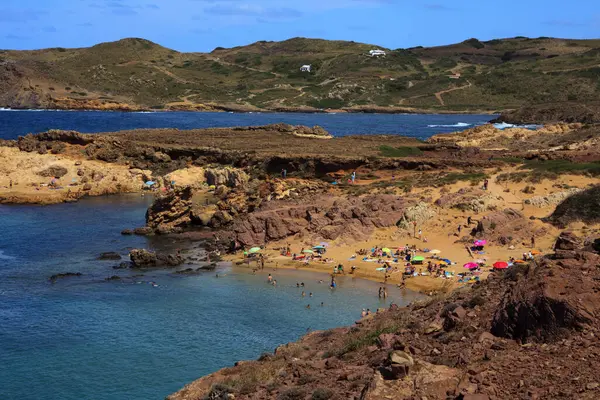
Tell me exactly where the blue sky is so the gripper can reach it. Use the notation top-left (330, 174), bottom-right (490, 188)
top-left (0, 0), bottom-right (598, 51)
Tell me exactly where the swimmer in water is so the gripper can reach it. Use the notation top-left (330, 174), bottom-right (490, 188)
top-left (306, 304), bottom-right (310, 309)
top-left (268, 274), bottom-right (273, 283)
top-left (273, 280), bottom-right (277, 286)
top-left (309, 292), bottom-right (313, 297)
top-left (300, 282), bottom-right (305, 287)
top-left (320, 302), bottom-right (324, 307)
top-left (302, 291), bottom-right (306, 297)
top-left (296, 283), bottom-right (300, 288)
top-left (366, 308), bottom-right (371, 316)
top-left (361, 309), bottom-right (367, 318)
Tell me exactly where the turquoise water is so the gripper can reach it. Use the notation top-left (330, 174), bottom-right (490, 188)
top-left (0, 195), bottom-right (421, 399)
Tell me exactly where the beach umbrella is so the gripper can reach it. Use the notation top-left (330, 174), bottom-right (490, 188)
top-left (514, 259), bottom-right (526, 264)
top-left (412, 256), bottom-right (425, 262)
top-left (531, 250), bottom-right (541, 255)
top-left (312, 245), bottom-right (326, 250)
top-left (382, 248), bottom-right (392, 254)
top-left (429, 249), bottom-right (441, 254)
top-left (302, 249), bottom-right (314, 254)
top-left (248, 247), bottom-right (261, 254)
top-left (441, 258), bottom-right (452, 264)
top-left (493, 261), bottom-right (509, 269)
top-left (438, 260), bottom-right (448, 265)
top-left (474, 240), bottom-right (487, 246)
top-left (464, 262), bottom-right (479, 270)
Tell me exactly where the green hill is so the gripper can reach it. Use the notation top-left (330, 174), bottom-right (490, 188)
top-left (0, 36), bottom-right (599, 112)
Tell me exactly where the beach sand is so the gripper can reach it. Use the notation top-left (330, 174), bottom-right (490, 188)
top-left (226, 170), bottom-right (599, 294)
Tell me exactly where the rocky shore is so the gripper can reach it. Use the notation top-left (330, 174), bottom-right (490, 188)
top-left (3, 115), bottom-right (600, 399)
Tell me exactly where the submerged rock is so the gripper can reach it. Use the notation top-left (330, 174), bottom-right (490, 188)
top-left (97, 252), bottom-right (122, 260)
top-left (129, 249), bottom-right (184, 268)
top-left (49, 272), bottom-right (82, 282)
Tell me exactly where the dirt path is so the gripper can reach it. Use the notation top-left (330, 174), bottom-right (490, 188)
top-left (434, 80), bottom-right (472, 106)
top-left (151, 65), bottom-right (193, 84)
top-left (204, 55), bottom-right (283, 78)
top-left (542, 63), bottom-right (600, 74)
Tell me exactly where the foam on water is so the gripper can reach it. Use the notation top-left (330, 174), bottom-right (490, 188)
top-left (0, 250), bottom-right (15, 260)
top-left (427, 122), bottom-right (472, 128)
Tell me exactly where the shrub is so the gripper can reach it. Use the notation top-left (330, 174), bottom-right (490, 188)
top-left (277, 387), bottom-right (306, 400)
top-left (464, 38), bottom-right (485, 49)
top-left (312, 388), bottom-right (334, 400)
top-left (379, 145), bottom-right (423, 157)
top-left (203, 383), bottom-right (234, 400)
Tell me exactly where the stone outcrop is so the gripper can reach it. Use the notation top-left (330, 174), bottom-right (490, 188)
top-left (146, 187), bottom-right (194, 232)
top-left (229, 194), bottom-right (412, 246)
top-left (549, 185), bottom-right (600, 227)
top-left (129, 249), bottom-right (184, 268)
top-left (491, 236), bottom-right (600, 342)
top-left (436, 187), bottom-right (502, 213)
top-left (203, 167), bottom-right (249, 187)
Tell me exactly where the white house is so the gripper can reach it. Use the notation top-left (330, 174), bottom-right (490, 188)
top-left (300, 64), bottom-right (311, 72)
top-left (369, 49), bottom-right (386, 57)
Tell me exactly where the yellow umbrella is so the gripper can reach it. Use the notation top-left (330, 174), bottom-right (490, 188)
top-left (382, 248), bottom-right (392, 254)
top-left (430, 249), bottom-right (441, 254)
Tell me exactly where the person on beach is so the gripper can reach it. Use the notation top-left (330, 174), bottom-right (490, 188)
top-left (531, 235), bottom-right (535, 248)
top-left (467, 216), bottom-right (472, 225)
top-left (9, 180), bottom-right (13, 189)
top-left (483, 179), bottom-right (489, 190)
top-left (268, 274), bottom-right (273, 283)
top-left (330, 276), bottom-right (336, 289)
top-left (418, 229), bottom-right (422, 241)
top-left (457, 224), bottom-right (462, 236)
top-left (351, 171), bottom-right (356, 184)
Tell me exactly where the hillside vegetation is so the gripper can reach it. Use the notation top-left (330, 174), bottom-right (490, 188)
top-left (1, 36), bottom-right (599, 112)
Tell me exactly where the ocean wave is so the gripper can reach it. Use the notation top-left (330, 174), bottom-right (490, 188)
top-left (0, 250), bottom-right (15, 260)
top-left (493, 122), bottom-right (540, 130)
top-left (427, 122), bottom-right (472, 128)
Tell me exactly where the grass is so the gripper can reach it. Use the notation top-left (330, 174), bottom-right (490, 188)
top-left (520, 159), bottom-right (600, 176)
top-left (379, 145), bottom-right (423, 157)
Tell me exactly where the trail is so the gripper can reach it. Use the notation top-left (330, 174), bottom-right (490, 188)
top-left (151, 65), bottom-right (193, 84)
top-left (542, 63), bottom-right (600, 74)
top-left (434, 80), bottom-right (472, 106)
top-left (203, 55), bottom-right (283, 78)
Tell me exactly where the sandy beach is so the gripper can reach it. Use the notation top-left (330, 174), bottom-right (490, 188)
top-left (226, 170), bottom-right (599, 294)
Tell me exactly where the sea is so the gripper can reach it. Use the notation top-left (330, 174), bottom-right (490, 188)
top-left (0, 110), bottom-right (495, 400)
top-left (0, 109), bottom-right (499, 140)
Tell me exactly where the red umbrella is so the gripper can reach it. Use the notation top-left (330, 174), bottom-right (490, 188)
top-left (493, 261), bottom-right (509, 269)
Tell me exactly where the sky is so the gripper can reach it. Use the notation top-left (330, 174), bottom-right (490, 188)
top-left (0, 0), bottom-right (598, 52)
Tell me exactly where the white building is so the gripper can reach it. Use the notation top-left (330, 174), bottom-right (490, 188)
top-left (369, 49), bottom-right (386, 57)
top-left (300, 64), bottom-right (311, 72)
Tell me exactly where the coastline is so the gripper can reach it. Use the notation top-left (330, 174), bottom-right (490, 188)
top-left (0, 105), bottom-right (503, 115)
